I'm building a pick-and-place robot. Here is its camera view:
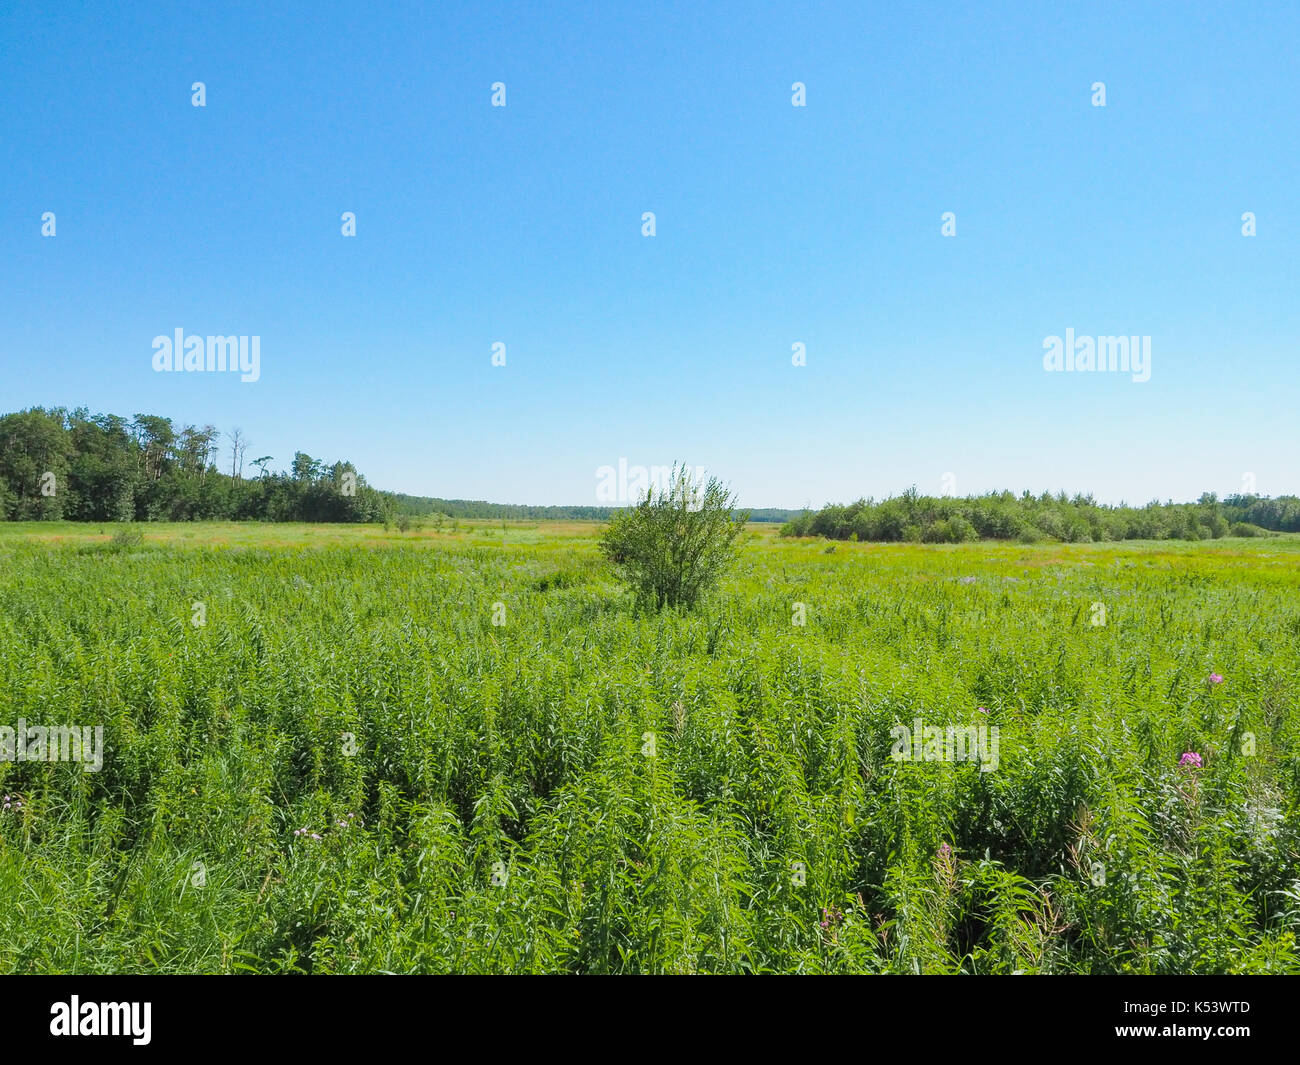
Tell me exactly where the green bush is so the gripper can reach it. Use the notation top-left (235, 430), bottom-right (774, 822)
top-left (109, 524), bottom-right (144, 549)
top-left (923, 518), bottom-right (977, 543)
top-left (949, 515), bottom-right (979, 542)
top-left (599, 465), bottom-right (747, 610)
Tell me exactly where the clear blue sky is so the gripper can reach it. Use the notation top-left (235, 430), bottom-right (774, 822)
top-left (2, 1), bottom-right (1297, 508)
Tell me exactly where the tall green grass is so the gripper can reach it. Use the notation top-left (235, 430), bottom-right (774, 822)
top-left (1, 527), bottom-right (1297, 972)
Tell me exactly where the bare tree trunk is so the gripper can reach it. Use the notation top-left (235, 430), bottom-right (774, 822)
top-left (230, 428), bottom-right (246, 481)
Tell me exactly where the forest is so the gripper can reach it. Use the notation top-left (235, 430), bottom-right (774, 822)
top-left (0, 407), bottom-right (388, 523)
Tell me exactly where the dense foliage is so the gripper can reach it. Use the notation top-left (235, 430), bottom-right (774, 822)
top-left (1, 523), bottom-right (1297, 974)
top-left (599, 466), bottom-right (748, 610)
top-left (0, 407), bottom-right (389, 523)
top-left (783, 488), bottom-right (1300, 543)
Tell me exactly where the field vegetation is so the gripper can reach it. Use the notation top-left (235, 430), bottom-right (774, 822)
top-left (1, 522), bottom-right (1298, 973)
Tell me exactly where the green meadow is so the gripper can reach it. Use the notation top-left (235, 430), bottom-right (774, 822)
top-left (1, 522), bottom-right (1298, 973)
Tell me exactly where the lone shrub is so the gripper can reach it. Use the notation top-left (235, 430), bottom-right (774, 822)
top-left (109, 525), bottom-right (144, 550)
top-left (600, 464), bottom-right (748, 610)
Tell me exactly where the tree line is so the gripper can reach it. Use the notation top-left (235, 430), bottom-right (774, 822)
top-left (0, 407), bottom-right (388, 522)
top-left (0, 407), bottom-right (802, 525)
top-left (389, 493), bottom-right (618, 521)
top-left (781, 488), bottom-right (1300, 543)
top-left (389, 493), bottom-right (798, 523)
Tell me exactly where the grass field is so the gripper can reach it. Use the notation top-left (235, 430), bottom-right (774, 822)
top-left (1, 521), bottom-right (1298, 973)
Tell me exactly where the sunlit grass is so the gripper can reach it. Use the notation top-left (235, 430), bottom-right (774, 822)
top-left (0, 523), bottom-right (1297, 973)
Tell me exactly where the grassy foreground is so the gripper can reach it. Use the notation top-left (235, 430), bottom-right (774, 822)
top-left (1, 521), bottom-right (1298, 973)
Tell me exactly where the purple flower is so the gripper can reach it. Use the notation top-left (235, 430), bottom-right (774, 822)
top-left (976, 706), bottom-right (988, 715)
top-left (1209, 673), bottom-right (1224, 685)
top-left (1179, 751), bottom-right (1203, 769)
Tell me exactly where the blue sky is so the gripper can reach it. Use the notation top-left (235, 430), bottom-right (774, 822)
top-left (2, 1), bottom-right (1297, 508)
